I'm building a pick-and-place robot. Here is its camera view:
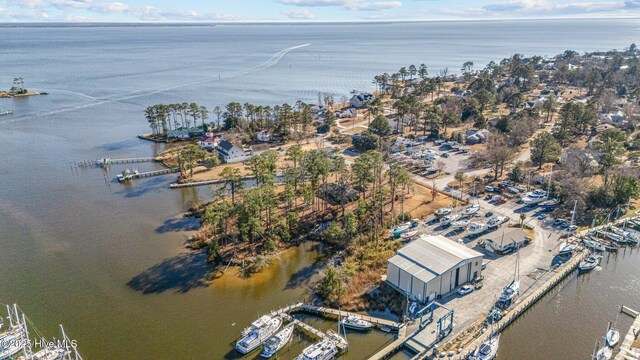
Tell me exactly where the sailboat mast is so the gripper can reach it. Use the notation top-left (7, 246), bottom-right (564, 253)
top-left (570, 200), bottom-right (577, 227)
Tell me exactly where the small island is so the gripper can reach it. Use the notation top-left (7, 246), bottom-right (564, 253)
top-left (0, 77), bottom-right (46, 98)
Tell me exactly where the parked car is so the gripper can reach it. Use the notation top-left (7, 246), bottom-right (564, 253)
top-left (457, 285), bottom-right (475, 296)
top-left (507, 186), bottom-right (520, 194)
top-left (485, 185), bottom-right (496, 192)
top-left (537, 213), bottom-right (548, 220)
top-left (441, 153), bottom-right (449, 158)
top-left (566, 225), bottom-right (578, 232)
top-left (485, 211), bottom-right (494, 218)
top-left (553, 218), bottom-right (565, 226)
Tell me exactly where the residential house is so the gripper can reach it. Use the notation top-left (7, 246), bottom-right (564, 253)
top-left (600, 112), bottom-right (625, 125)
top-left (166, 130), bottom-right (190, 139)
top-left (349, 92), bottom-right (374, 109)
top-left (465, 129), bottom-right (489, 144)
top-left (256, 130), bottom-right (271, 143)
top-left (198, 135), bottom-right (221, 150)
top-left (217, 140), bottom-right (251, 163)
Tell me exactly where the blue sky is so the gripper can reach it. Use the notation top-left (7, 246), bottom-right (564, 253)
top-left (0, 0), bottom-right (638, 22)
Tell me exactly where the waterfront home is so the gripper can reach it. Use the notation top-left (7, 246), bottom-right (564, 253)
top-left (386, 234), bottom-right (483, 302)
top-left (167, 129), bottom-right (190, 139)
top-left (198, 135), bottom-right (220, 150)
top-left (349, 92), bottom-right (374, 108)
top-left (217, 140), bottom-right (251, 163)
top-left (257, 130), bottom-right (271, 143)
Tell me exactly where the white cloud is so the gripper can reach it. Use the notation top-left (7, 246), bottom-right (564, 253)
top-left (280, 0), bottom-right (402, 11)
top-left (346, 1), bottom-right (402, 10)
top-left (7, 0), bottom-right (47, 8)
top-left (281, 8), bottom-right (316, 18)
top-left (279, 0), bottom-right (346, 6)
top-left (482, 0), bottom-right (629, 15)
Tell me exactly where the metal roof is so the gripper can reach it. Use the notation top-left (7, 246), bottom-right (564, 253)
top-left (479, 227), bottom-right (529, 243)
top-left (388, 235), bottom-right (483, 283)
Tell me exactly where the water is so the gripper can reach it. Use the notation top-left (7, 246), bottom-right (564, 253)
top-left (0, 19), bottom-right (639, 359)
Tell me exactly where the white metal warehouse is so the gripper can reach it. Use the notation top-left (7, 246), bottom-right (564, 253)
top-left (386, 234), bottom-right (483, 302)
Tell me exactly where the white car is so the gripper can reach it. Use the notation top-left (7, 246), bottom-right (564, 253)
top-left (458, 285), bottom-right (475, 296)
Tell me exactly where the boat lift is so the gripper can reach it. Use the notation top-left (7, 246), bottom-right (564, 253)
top-left (416, 302), bottom-right (455, 341)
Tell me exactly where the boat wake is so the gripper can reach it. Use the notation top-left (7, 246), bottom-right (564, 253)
top-left (3, 43), bottom-right (311, 124)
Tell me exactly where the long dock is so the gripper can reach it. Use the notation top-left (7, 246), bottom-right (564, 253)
top-left (445, 250), bottom-right (588, 359)
top-left (615, 306), bottom-right (640, 360)
top-left (169, 179), bottom-right (228, 188)
top-left (116, 168), bottom-right (179, 182)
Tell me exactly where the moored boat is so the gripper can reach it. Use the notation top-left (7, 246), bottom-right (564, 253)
top-left (471, 333), bottom-right (500, 360)
top-left (596, 346), bottom-right (612, 360)
top-left (295, 339), bottom-right (338, 360)
top-left (340, 315), bottom-right (374, 331)
top-left (260, 323), bottom-right (294, 358)
top-left (236, 315), bottom-right (283, 354)
top-left (578, 254), bottom-right (602, 272)
top-left (605, 328), bottom-right (620, 348)
top-left (582, 239), bottom-right (606, 252)
top-left (539, 198), bottom-right (559, 207)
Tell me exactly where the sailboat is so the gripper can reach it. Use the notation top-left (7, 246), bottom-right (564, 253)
top-left (605, 319), bottom-right (620, 348)
top-left (499, 251), bottom-right (520, 305)
top-left (462, 204), bottom-right (481, 216)
top-left (472, 333), bottom-right (500, 360)
top-left (558, 242), bottom-right (577, 256)
top-left (0, 305), bottom-right (26, 360)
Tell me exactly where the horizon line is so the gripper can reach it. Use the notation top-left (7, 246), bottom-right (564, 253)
top-left (0, 15), bottom-right (639, 26)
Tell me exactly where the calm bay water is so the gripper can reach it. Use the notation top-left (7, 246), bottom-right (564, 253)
top-left (1, 19), bottom-right (639, 359)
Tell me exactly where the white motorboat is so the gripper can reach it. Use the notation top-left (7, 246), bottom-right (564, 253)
top-left (452, 219), bottom-right (471, 229)
top-left (435, 207), bottom-right (452, 217)
top-left (399, 230), bottom-right (418, 240)
top-left (521, 189), bottom-right (548, 204)
top-left (340, 315), bottom-right (374, 331)
top-left (486, 216), bottom-right (507, 228)
top-left (472, 333), bottom-right (500, 360)
top-left (441, 214), bottom-right (461, 225)
top-left (558, 242), bottom-right (577, 256)
top-left (236, 315), bottom-right (283, 354)
top-left (578, 254), bottom-right (602, 272)
top-left (462, 204), bottom-right (481, 216)
top-left (498, 279), bottom-right (519, 303)
top-left (539, 198), bottom-right (559, 207)
top-left (596, 346), bottom-right (612, 360)
top-left (296, 339), bottom-right (338, 360)
top-left (260, 323), bottom-right (294, 358)
top-left (606, 328), bottom-right (620, 348)
top-left (467, 223), bottom-right (487, 236)
top-left (391, 223), bottom-right (411, 235)
top-left (582, 239), bottom-right (606, 252)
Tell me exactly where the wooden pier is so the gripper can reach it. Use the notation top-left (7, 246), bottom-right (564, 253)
top-left (615, 306), bottom-right (640, 360)
top-left (108, 157), bottom-right (157, 165)
top-left (116, 168), bottom-right (179, 182)
top-left (169, 179), bottom-right (227, 189)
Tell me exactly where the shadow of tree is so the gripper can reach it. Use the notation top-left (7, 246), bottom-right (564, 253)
top-left (127, 251), bottom-right (212, 294)
top-left (284, 257), bottom-right (326, 290)
top-left (94, 139), bottom-right (141, 151)
top-left (155, 216), bottom-right (200, 234)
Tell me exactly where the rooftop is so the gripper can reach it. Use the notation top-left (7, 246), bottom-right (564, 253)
top-left (388, 235), bottom-right (483, 284)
